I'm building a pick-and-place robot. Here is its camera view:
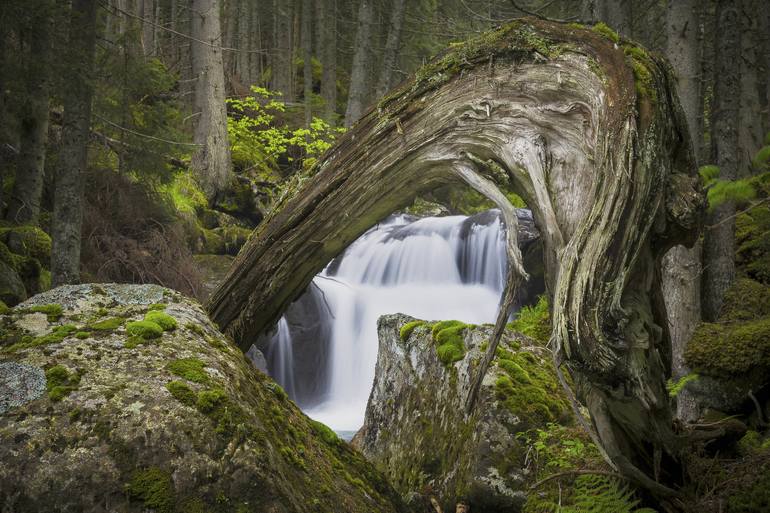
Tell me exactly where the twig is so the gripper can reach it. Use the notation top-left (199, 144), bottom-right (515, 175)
top-left (530, 469), bottom-right (624, 489)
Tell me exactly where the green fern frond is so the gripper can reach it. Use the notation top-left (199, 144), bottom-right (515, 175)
top-left (562, 475), bottom-right (652, 513)
top-left (753, 145), bottom-right (770, 171)
top-left (699, 165), bottom-right (720, 186)
top-left (707, 179), bottom-right (757, 211)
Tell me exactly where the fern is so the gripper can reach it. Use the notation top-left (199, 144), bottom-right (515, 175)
top-left (562, 475), bottom-right (656, 513)
top-left (699, 165), bottom-right (758, 211)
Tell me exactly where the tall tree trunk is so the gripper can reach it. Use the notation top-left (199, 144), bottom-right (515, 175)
top-left (738, 0), bottom-right (765, 171)
top-left (6, 2), bottom-right (53, 225)
top-left (374, 0), bottom-right (406, 100)
top-left (236, 0), bottom-right (250, 83)
top-left (320, 0), bottom-right (337, 123)
top-left (344, 0), bottom-right (375, 127)
top-left (301, 0), bottom-right (312, 126)
top-left (272, 0), bottom-right (294, 101)
top-left (209, 20), bottom-right (703, 500)
top-left (662, 0), bottom-right (702, 423)
top-left (51, 0), bottom-right (98, 286)
top-left (702, 0), bottom-right (741, 321)
top-left (190, 0), bottom-right (233, 201)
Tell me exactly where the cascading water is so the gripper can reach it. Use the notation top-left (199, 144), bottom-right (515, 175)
top-left (258, 209), bottom-right (538, 435)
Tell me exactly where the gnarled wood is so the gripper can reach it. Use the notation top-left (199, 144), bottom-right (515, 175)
top-left (208, 19), bottom-right (703, 498)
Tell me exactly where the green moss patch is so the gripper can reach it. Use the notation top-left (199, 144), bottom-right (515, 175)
top-left (494, 347), bottom-right (569, 428)
top-left (508, 295), bottom-right (551, 344)
top-left (144, 311), bottom-right (177, 331)
top-left (45, 364), bottom-right (82, 401)
top-left (126, 467), bottom-right (175, 513)
top-left (165, 380), bottom-right (196, 407)
top-left (147, 303), bottom-right (167, 311)
top-left (166, 358), bottom-right (209, 384)
top-left (89, 317), bottom-right (124, 331)
top-left (591, 22), bottom-right (620, 43)
top-left (126, 320), bottom-right (163, 340)
top-left (430, 320), bottom-right (469, 366)
top-left (5, 324), bottom-right (77, 352)
top-left (166, 380), bottom-right (250, 439)
top-left (685, 318), bottom-right (770, 378)
top-left (310, 419), bottom-right (340, 446)
top-left (399, 320), bottom-right (425, 341)
top-left (0, 300), bottom-right (8, 315)
top-left (28, 303), bottom-right (63, 321)
top-left (666, 373), bottom-right (699, 398)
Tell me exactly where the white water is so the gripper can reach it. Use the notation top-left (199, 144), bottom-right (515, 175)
top-left (264, 211), bottom-right (509, 432)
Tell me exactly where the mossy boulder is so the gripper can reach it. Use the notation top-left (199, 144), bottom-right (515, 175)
top-left (0, 225), bottom-right (52, 263)
top-left (0, 259), bottom-right (26, 306)
top-left (356, 314), bottom-right (571, 512)
top-left (0, 284), bottom-right (405, 513)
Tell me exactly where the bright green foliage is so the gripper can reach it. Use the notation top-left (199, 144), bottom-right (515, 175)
top-left (310, 419), bottom-right (340, 446)
top-left (157, 172), bottom-right (207, 215)
top-left (666, 373), bottom-right (699, 397)
top-left (700, 165), bottom-right (758, 211)
top-left (144, 311), bottom-right (177, 331)
top-left (752, 141), bottom-right (770, 171)
top-left (126, 467), bottom-right (175, 513)
top-left (0, 225), bottom-right (52, 261)
top-left (45, 365), bottom-right (82, 401)
top-left (195, 387), bottom-right (250, 438)
top-left (166, 358), bottom-right (209, 384)
top-left (399, 320), bottom-right (425, 341)
top-left (90, 317), bottom-right (124, 330)
top-left (75, 331), bottom-right (90, 339)
top-left (226, 86), bottom-right (345, 174)
top-left (126, 320), bottom-right (163, 340)
top-left (148, 303), bottom-right (167, 311)
top-left (562, 475), bottom-right (654, 513)
top-left (29, 303), bottom-right (62, 321)
top-left (5, 324), bottom-right (77, 352)
top-left (508, 295), bottom-right (551, 344)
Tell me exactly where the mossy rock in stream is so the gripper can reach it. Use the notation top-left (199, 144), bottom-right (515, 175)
top-left (0, 284), bottom-right (405, 513)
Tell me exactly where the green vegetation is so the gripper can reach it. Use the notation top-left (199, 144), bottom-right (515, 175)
top-left (29, 303), bottom-right (62, 321)
top-left (126, 320), bottom-right (164, 340)
top-left (166, 358), bottom-right (210, 384)
top-left (165, 381), bottom-right (196, 407)
top-left (166, 380), bottom-right (250, 439)
top-left (685, 317), bottom-right (770, 378)
top-left (4, 324), bottom-right (77, 352)
top-left (507, 295), bottom-right (551, 344)
top-left (399, 320), bottom-right (425, 341)
top-left (0, 300), bottom-right (8, 315)
top-left (147, 303), bottom-right (167, 311)
top-left (430, 320), bottom-right (469, 366)
top-left (45, 365), bottom-right (82, 401)
top-left (310, 419), bottom-right (340, 446)
top-left (126, 467), bottom-right (175, 513)
top-left (89, 317), bottom-right (124, 330)
top-left (667, 373), bottom-right (699, 398)
top-left (144, 311), bottom-right (177, 331)
top-left (591, 22), bottom-right (620, 43)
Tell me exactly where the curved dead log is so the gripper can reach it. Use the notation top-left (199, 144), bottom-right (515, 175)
top-left (208, 18), bottom-right (703, 498)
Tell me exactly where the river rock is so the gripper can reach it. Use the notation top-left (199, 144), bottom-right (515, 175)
top-left (0, 283), bottom-right (404, 513)
top-left (356, 314), bottom-right (572, 512)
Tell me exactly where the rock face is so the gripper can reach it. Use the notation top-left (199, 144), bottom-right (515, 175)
top-left (0, 284), bottom-right (404, 513)
top-left (356, 314), bottom-right (571, 512)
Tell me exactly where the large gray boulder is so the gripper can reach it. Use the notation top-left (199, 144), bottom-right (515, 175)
top-left (356, 314), bottom-right (572, 512)
top-left (0, 284), bottom-right (404, 513)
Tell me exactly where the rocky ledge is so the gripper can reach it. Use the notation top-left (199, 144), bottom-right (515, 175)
top-left (0, 283), bottom-right (404, 513)
top-left (355, 313), bottom-right (572, 512)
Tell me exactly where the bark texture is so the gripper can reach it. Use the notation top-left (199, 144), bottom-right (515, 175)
top-left (662, 0), bottom-right (702, 423)
top-left (209, 19), bottom-right (703, 498)
top-left (51, 0), bottom-right (99, 286)
top-left (374, 0), bottom-right (407, 100)
top-left (320, 0), bottom-right (337, 122)
top-left (190, 0), bottom-right (233, 201)
top-left (702, 0), bottom-right (741, 321)
top-left (344, 0), bottom-right (375, 127)
top-left (6, 2), bottom-right (52, 225)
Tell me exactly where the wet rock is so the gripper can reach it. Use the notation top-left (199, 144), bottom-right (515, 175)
top-left (0, 284), bottom-right (404, 513)
top-left (357, 314), bottom-right (571, 513)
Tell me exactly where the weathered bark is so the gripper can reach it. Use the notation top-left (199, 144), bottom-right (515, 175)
top-left (320, 0), bottom-right (337, 122)
top-left (702, 0), bottom-right (741, 321)
top-left (662, 0), bottom-right (702, 423)
top-left (51, 0), bottom-right (98, 286)
top-left (738, 0), bottom-right (765, 171)
top-left (209, 19), bottom-right (703, 499)
top-left (6, 2), bottom-right (53, 225)
top-left (344, 0), bottom-right (375, 127)
top-left (301, 0), bottom-right (312, 126)
top-left (374, 0), bottom-right (407, 100)
top-left (190, 0), bottom-right (233, 201)
top-left (597, 0), bottom-right (631, 37)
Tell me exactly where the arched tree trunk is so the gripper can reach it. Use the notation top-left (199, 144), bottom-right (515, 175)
top-left (208, 19), bottom-right (703, 501)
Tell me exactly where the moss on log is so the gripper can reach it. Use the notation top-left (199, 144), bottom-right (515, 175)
top-left (208, 18), bottom-right (704, 501)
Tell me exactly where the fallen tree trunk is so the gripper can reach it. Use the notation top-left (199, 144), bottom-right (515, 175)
top-left (208, 18), bottom-right (703, 503)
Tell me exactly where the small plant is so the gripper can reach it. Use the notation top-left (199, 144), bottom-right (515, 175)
top-left (126, 320), bottom-right (164, 340)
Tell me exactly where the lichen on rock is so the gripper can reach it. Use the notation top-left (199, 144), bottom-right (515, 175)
top-left (0, 284), bottom-right (404, 513)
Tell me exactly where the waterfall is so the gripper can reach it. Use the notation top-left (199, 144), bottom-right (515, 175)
top-left (260, 209), bottom-right (529, 433)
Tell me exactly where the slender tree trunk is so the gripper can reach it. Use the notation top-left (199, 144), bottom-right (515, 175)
top-left (738, 0), bottom-right (764, 171)
top-left (272, 0), bottom-right (294, 100)
top-left (374, 0), bottom-right (406, 100)
top-left (51, 0), bottom-right (98, 286)
top-left (6, 2), bottom-right (53, 225)
top-left (190, 0), bottom-right (233, 201)
top-left (702, 0), bottom-right (741, 321)
top-left (320, 0), bottom-right (337, 123)
top-left (662, 0), bottom-right (702, 423)
top-left (236, 0), bottom-right (249, 83)
top-left (344, 0), bottom-right (375, 127)
top-left (302, 0), bottom-right (312, 126)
